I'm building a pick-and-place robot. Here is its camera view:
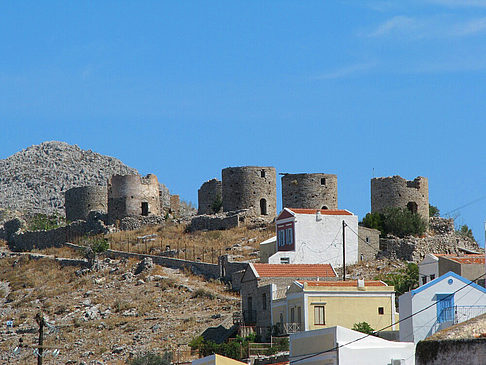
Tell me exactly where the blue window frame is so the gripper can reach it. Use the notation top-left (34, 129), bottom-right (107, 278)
top-left (437, 293), bottom-right (454, 323)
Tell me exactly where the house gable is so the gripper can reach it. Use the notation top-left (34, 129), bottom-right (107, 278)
top-left (276, 208), bottom-right (295, 221)
top-left (411, 271), bottom-right (486, 297)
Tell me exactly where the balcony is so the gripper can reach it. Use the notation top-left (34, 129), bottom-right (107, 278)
top-left (274, 322), bottom-right (303, 335)
top-left (441, 305), bottom-right (486, 325)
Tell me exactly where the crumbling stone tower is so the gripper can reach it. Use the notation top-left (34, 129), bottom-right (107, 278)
top-left (64, 186), bottom-right (107, 222)
top-left (371, 176), bottom-right (429, 221)
top-left (281, 173), bottom-right (338, 210)
top-left (108, 174), bottom-right (160, 222)
top-left (222, 166), bottom-right (277, 217)
top-left (198, 178), bottom-right (222, 215)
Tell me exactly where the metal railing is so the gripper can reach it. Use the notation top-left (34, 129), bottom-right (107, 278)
top-left (283, 322), bottom-right (303, 334)
top-left (440, 305), bottom-right (486, 325)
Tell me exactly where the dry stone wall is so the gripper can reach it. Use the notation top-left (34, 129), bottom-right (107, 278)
top-left (282, 173), bottom-right (338, 209)
top-left (65, 186), bottom-right (107, 222)
top-left (222, 166), bottom-right (276, 218)
top-left (371, 176), bottom-right (429, 222)
top-left (198, 178), bottom-right (222, 215)
top-left (108, 174), bottom-right (161, 222)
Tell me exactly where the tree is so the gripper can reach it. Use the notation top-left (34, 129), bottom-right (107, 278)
top-left (376, 263), bottom-right (419, 306)
top-left (352, 322), bottom-right (375, 335)
top-left (458, 224), bottom-right (475, 240)
top-left (429, 204), bottom-right (440, 218)
top-left (362, 208), bottom-right (427, 238)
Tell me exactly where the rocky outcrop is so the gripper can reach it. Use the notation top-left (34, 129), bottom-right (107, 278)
top-left (0, 141), bottom-right (138, 216)
top-left (378, 218), bottom-right (481, 262)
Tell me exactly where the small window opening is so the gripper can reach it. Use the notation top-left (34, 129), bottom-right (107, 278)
top-left (261, 170), bottom-right (265, 178)
top-left (366, 237), bottom-right (370, 243)
top-left (260, 198), bottom-right (267, 215)
top-left (280, 257), bottom-right (290, 264)
top-left (141, 202), bottom-right (149, 216)
top-left (430, 274), bottom-right (436, 281)
top-left (378, 307), bottom-right (384, 315)
top-left (321, 205), bottom-right (328, 210)
top-left (422, 276), bottom-right (428, 285)
top-left (407, 201), bottom-right (418, 214)
top-left (321, 178), bottom-right (326, 185)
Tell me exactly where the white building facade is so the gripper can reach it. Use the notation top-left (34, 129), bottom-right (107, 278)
top-left (267, 208), bottom-right (358, 268)
top-left (399, 271), bottom-right (486, 344)
top-left (290, 326), bottom-right (415, 365)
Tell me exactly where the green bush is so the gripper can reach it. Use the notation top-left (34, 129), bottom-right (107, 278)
top-left (83, 236), bottom-right (109, 253)
top-left (27, 213), bottom-right (66, 231)
top-left (352, 321), bottom-right (375, 335)
top-left (362, 208), bottom-right (426, 238)
top-left (128, 351), bottom-right (172, 365)
top-left (211, 195), bottom-right (223, 213)
top-left (376, 263), bottom-right (419, 304)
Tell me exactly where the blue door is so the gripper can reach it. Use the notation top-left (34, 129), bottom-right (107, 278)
top-left (437, 293), bottom-right (454, 323)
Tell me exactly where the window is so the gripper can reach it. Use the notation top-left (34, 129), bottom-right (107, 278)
top-left (407, 201), bottom-right (418, 214)
top-left (262, 293), bottom-right (267, 311)
top-left (378, 307), bottom-right (384, 315)
top-left (277, 230), bottom-right (285, 247)
top-left (290, 308), bottom-right (295, 323)
top-left (437, 293), bottom-right (454, 323)
top-left (366, 237), bottom-right (370, 243)
top-left (285, 228), bottom-right (293, 245)
top-left (321, 178), bottom-right (326, 185)
top-left (297, 307), bottom-right (302, 324)
top-left (430, 274), bottom-right (436, 281)
top-left (280, 257), bottom-right (290, 264)
top-left (314, 306), bottom-right (325, 325)
top-left (261, 170), bottom-right (265, 178)
top-left (422, 276), bottom-right (428, 285)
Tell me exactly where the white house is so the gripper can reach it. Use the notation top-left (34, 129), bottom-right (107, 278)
top-left (399, 271), bottom-right (486, 344)
top-left (290, 326), bottom-right (415, 365)
top-left (266, 208), bottom-right (358, 268)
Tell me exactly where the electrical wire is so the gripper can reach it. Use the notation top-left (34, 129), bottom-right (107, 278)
top-left (290, 270), bottom-right (486, 363)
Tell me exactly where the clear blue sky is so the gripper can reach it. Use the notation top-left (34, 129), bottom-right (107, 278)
top-left (1, 1), bottom-right (486, 246)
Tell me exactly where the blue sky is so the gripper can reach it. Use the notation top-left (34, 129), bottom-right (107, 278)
top-left (1, 1), bottom-right (486, 245)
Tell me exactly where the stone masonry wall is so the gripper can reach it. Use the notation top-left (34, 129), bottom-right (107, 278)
top-left (198, 178), bottom-right (222, 215)
top-left (282, 173), bottom-right (338, 210)
top-left (416, 339), bottom-right (486, 365)
top-left (108, 174), bottom-right (161, 222)
top-left (357, 226), bottom-right (380, 261)
top-left (222, 166), bottom-right (276, 218)
top-left (5, 216), bottom-right (108, 252)
top-left (65, 186), bottom-right (107, 222)
top-left (371, 176), bottom-right (429, 222)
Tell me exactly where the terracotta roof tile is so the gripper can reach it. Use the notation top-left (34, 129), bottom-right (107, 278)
top-left (289, 208), bottom-right (352, 215)
top-left (298, 280), bottom-right (387, 287)
top-left (252, 264), bottom-right (336, 278)
top-left (436, 254), bottom-right (485, 265)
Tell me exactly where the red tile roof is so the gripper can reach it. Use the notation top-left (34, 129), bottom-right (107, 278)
top-left (298, 280), bottom-right (387, 287)
top-left (252, 264), bottom-right (336, 278)
top-left (288, 208), bottom-right (352, 215)
top-left (435, 254), bottom-right (485, 265)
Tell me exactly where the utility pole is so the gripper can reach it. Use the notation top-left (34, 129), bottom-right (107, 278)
top-left (342, 220), bottom-right (346, 281)
top-left (35, 312), bottom-right (45, 365)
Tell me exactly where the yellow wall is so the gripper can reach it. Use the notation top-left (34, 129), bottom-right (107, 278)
top-left (193, 354), bottom-right (246, 365)
top-left (307, 294), bottom-right (393, 331)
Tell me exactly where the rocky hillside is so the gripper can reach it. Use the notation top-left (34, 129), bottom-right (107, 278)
top-left (0, 141), bottom-right (138, 216)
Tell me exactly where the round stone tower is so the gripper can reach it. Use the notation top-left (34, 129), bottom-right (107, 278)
top-left (371, 175), bottom-right (429, 221)
top-left (65, 186), bottom-right (107, 222)
top-left (108, 174), bottom-right (161, 222)
top-left (281, 173), bottom-right (338, 210)
top-left (221, 166), bottom-right (277, 217)
top-left (198, 178), bottom-right (222, 215)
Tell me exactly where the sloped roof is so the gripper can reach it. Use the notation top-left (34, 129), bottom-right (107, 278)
top-left (289, 208), bottom-right (352, 215)
top-left (440, 254), bottom-right (485, 265)
top-left (251, 263), bottom-right (336, 278)
top-left (411, 271), bottom-right (486, 296)
top-left (298, 280), bottom-right (387, 287)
